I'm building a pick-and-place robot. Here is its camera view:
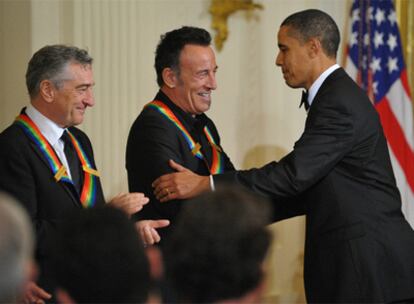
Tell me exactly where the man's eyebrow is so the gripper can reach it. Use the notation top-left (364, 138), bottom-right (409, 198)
top-left (75, 83), bottom-right (94, 89)
top-left (197, 66), bottom-right (218, 73)
top-left (196, 69), bottom-right (209, 74)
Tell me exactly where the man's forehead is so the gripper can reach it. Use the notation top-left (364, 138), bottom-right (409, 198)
top-left (58, 62), bottom-right (93, 82)
top-left (278, 26), bottom-right (301, 43)
top-left (181, 44), bottom-right (214, 57)
top-left (278, 25), bottom-right (293, 37)
top-left (180, 46), bottom-right (215, 66)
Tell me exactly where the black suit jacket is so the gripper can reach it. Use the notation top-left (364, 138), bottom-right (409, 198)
top-left (0, 116), bottom-right (105, 292)
top-left (216, 68), bottom-right (414, 303)
top-left (126, 91), bottom-right (235, 241)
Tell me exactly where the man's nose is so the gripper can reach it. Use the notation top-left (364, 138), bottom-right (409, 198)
top-left (208, 73), bottom-right (217, 90)
top-left (275, 52), bottom-right (282, 66)
top-left (85, 88), bottom-right (95, 107)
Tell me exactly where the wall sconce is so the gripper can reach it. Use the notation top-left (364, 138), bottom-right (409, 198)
top-left (209, 0), bottom-right (263, 51)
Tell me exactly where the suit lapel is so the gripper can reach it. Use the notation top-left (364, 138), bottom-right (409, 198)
top-left (26, 133), bottom-right (82, 207)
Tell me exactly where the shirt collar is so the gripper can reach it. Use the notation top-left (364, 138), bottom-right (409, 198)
top-left (307, 64), bottom-right (340, 106)
top-left (25, 104), bottom-right (66, 145)
top-left (155, 90), bottom-right (206, 131)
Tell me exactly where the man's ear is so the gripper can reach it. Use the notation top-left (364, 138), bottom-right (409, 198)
top-left (39, 80), bottom-right (55, 103)
top-left (307, 37), bottom-right (322, 58)
top-left (162, 68), bottom-right (178, 89)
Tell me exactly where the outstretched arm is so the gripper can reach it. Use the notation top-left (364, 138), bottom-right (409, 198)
top-left (152, 160), bottom-right (211, 202)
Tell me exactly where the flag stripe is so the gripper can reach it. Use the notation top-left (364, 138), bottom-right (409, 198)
top-left (345, 0), bottom-right (414, 228)
top-left (400, 69), bottom-right (413, 99)
top-left (386, 73), bottom-right (414, 150)
top-left (376, 98), bottom-right (414, 192)
top-left (389, 148), bottom-right (414, 221)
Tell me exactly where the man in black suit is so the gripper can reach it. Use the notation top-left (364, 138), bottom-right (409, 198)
top-left (153, 10), bottom-right (414, 303)
top-left (126, 26), bottom-right (234, 244)
top-left (0, 45), bottom-right (167, 303)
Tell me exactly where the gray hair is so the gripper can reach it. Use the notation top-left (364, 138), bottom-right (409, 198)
top-left (26, 45), bottom-right (93, 99)
top-left (281, 9), bottom-right (340, 58)
top-left (0, 192), bottom-right (34, 303)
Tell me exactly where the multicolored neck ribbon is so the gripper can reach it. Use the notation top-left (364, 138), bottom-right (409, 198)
top-left (15, 113), bottom-right (99, 208)
top-left (146, 100), bottom-right (224, 174)
top-left (203, 126), bottom-right (223, 174)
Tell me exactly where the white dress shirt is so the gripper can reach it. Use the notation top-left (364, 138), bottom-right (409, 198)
top-left (307, 63), bottom-right (340, 107)
top-left (26, 104), bottom-right (74, 179)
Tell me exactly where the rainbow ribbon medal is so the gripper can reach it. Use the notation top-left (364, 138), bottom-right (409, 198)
top-left (146, 100), bottom-right (224, 174)
top-left (66, 131), bottom-right (99, 208)
top-left (15, 114), bottom-right (99, 208)
top-left (203, 126), bottom-right (223, 174)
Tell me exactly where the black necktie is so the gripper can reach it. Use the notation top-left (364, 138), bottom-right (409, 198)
top-left (300, 90), bottom-right (310, 111)
top-left (61, 131), bottom-right (82, 193)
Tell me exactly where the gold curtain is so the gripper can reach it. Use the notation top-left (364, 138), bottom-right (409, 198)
top-left (395, 0), bottom-right (414, 95)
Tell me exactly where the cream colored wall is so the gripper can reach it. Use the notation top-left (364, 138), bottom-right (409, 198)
top-left (0, 0), bottom-right (349, 302)
top-left (0, 0), bottom-right (31, 131)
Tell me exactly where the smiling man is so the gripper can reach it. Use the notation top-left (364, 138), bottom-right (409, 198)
top-left (0, 45), bottom-right (163, 303)
top-left (126, 26), bottom-right (235, 244)
top-left (152, 10), bottom-right (414, 303)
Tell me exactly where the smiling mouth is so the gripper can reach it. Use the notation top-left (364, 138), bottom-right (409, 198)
top-left (199, 92), bottom-right (211, 99)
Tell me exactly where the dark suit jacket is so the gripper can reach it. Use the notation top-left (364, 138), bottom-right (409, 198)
top-left (216, 68), bottom-right (414, 303)
top-left (126, 91), bottom-right (235, 242)
top-left (0, 117), bottom-right (105, 293)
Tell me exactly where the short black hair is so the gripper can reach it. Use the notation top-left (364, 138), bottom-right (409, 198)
top-left (281, 9), bottom-right (340, 58)
top-left (164, 186), bottom-right (272, 303)
top-left (154, 26), bottom-right (211, 87)
top-left (54, 207), bottom-right (150, 303)
top-left (26, 45), bottom-right (93, 99)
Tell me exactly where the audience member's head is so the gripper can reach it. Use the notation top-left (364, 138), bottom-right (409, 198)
top-left (0, 192), bottom-right (35, 303)
top-left (164, 186), bottom-right (272, 303)
top-left (54, 206), bottom-right (150, 303)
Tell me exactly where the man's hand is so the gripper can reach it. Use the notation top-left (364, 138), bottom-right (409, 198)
top-left (152, 159), bottom-right (211, 202)
top-left (22, 281), bottom-right (51, 304)
top-left (136, 219), bottom-right (170, 246)
top-left (108, 192), bottom-right (149, 216)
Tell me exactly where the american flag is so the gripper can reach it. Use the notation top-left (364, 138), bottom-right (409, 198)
top-left (345, 0), bottom-right (414, 227)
